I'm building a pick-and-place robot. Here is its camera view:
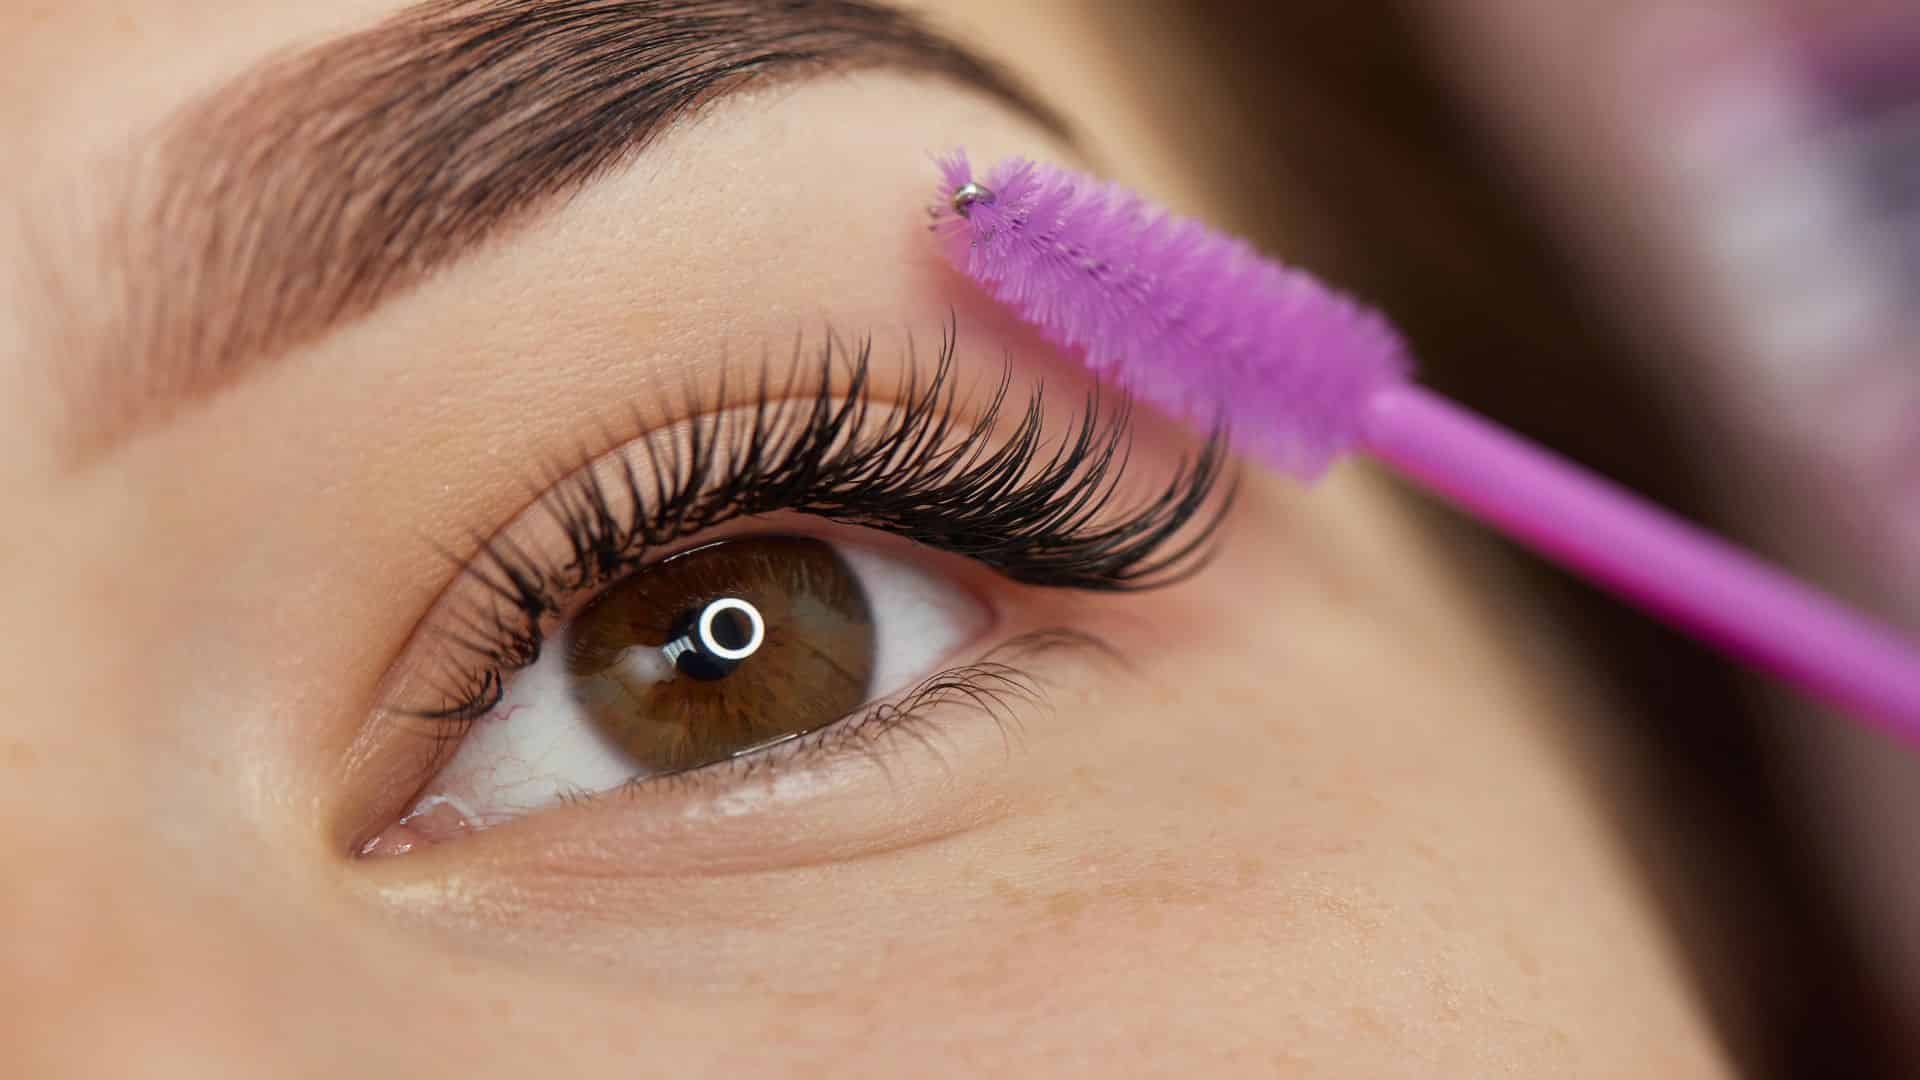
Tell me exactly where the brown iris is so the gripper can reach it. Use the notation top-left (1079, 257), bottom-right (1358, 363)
top-left (563, 536), bottom-right (876, 774)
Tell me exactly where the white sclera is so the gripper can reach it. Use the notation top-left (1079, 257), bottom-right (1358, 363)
top-left (836, 543), bottom-right (984, 695)
top-left (405, 538), bottom-right (988, 826)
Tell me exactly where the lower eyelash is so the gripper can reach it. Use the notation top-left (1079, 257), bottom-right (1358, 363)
top-left (563, 628), bottom-right (1119, 802)
top-left (399, 324), bottom-right (1230, 735)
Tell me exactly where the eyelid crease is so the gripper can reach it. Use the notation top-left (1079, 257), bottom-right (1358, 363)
top-left (378, 325), bottom-right (1232, 758)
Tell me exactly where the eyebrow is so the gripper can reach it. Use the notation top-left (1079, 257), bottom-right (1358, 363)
top-left (43, 0), bottom-right (1064, 457)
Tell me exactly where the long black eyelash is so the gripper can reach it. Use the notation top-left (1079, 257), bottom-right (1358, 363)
top-left (409, 324), bottom-right (1233, 727)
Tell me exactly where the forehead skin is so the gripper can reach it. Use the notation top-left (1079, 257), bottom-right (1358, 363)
top-left (0, 2), bottom-right (1728, 1077)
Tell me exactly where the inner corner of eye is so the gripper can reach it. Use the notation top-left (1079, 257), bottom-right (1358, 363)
top-left (362, 533), bottom-right (990, 855)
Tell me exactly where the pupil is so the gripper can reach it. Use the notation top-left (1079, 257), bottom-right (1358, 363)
top-left (676, 650), bottom-right (733, 682)
top-left (708, 608), bottom-right (751, 651)
top-left (669, 598), bottom-right (761, 682)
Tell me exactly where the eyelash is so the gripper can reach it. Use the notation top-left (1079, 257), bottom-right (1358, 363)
top-left (398, 327), bottom-right (1233, 751)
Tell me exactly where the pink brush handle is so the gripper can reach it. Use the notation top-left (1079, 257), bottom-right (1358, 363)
top-left (1361, 383), bottom-right (1920, 736)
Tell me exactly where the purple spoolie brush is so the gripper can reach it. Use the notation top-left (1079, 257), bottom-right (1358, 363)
top-left (932, 151), bottom-right (1920, 737)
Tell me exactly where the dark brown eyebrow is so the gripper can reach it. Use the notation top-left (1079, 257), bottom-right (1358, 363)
top-left (42, 0), bottom-right (1064, 458)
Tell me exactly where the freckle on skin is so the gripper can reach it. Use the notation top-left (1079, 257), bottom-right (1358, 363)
top-left (1214, 685), bottom-right (1260, 707)
top-left (1044, 890), bottom-right (1088, 924)
top-left (1236, 856), bottom-right (1264, 886)
top-left (5, 742), bottom-right (36, 769)
top-left (1103, 878), bottom-right (1206, 905)
top-left (1213, 784), bottom-right (1248, 809)
top-left (1349, 1005), bottom-right (1391, 1037)
top-left (1070, 765), bottom-right (1105, 796)
top-left (1504, 927), bottom-right (1542, 977)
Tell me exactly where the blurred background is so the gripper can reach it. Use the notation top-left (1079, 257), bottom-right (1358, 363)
top-left (1055, 2), bottom-right (1919, 1074)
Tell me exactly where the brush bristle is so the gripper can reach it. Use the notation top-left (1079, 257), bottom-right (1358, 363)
top-left (933, 150), bottom-right (1411, 480)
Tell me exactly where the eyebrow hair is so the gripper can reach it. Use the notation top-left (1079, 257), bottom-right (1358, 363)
top-left (43, 0), bottom-right (1065, 457)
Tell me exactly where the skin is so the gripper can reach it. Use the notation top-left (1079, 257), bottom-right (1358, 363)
top-left (1, 2), bottom-right (1730, 1075)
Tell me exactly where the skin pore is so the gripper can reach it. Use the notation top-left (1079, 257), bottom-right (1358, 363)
top-left (2, 1), bottom-right (1729, 1074)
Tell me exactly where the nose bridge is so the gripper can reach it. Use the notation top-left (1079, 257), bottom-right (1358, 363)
top-left (4, 842), bottom-right (196, 1071)
top-left (0, 586), bottom-right (380, 1076)
top-left (0, 809), bottom-right (356, 1079)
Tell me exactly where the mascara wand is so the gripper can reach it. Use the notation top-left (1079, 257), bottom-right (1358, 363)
top-left (933, 152), bottom-right (1920, 737)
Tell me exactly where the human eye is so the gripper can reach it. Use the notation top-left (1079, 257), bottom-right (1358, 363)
top-left (351, 332), bottom-right (1231, 858)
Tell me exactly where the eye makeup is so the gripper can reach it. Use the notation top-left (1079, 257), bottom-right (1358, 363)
top-left (361, 328), bottom-right (1231, 850)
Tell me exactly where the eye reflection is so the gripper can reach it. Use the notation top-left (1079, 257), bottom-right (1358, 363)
top-left (563, 536), bottom-right (877, 773)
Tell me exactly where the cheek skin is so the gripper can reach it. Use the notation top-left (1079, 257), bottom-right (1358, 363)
top-left (818, 468), bottom-right (1718, 1073)
top-left (343, 469), bottom-right (1721, 1075)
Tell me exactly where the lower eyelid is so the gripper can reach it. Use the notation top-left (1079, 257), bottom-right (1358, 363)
top-left (358, 629), bottom-right (1119, 866)
top-left (615, 625), bottom-right (1113, 800)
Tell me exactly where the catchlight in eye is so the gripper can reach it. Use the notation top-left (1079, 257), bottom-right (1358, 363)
top-left (563, 536), bottom-right (877, 773)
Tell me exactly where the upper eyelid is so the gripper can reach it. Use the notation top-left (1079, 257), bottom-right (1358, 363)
top-left (356, 625), bottom-right (1130, 867)
top-left (377, 328), bottom-right (1232, 729)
